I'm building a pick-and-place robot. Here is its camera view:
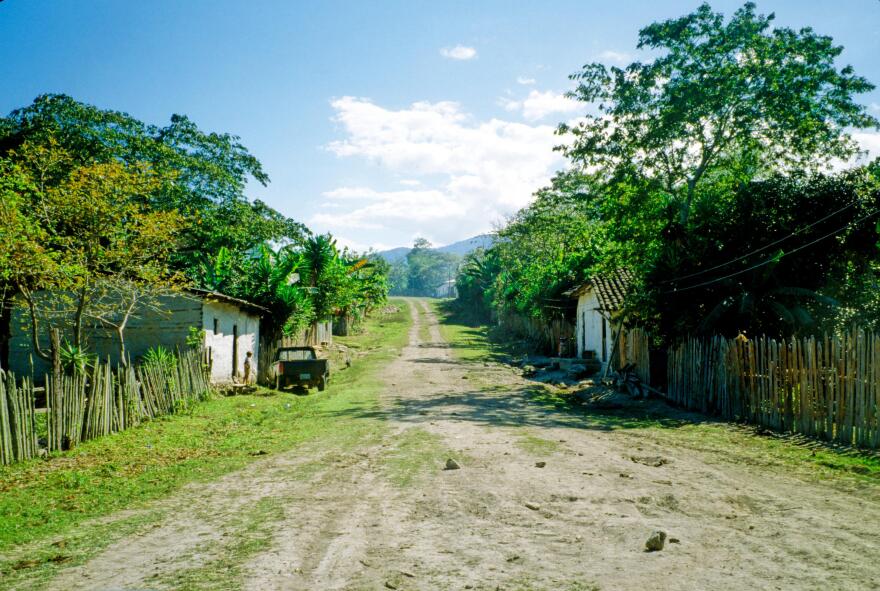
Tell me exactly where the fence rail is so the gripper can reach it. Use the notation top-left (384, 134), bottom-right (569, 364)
top-left (0, 348), bottom-right (212, 465)
top-left (667, 330), bottom-right (880, 449)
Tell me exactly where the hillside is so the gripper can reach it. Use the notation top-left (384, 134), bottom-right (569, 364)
top-left (378, 234), bottom-right (493, 262)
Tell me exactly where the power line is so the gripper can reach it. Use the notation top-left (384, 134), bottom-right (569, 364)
top-left (664, 207), bottom-right (880, 294)
top-left (659, 199), bottom-right (860, 285)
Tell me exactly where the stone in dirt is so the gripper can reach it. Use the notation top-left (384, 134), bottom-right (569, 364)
top-left (525, 502), bottom-right (541, 511)
top-left (535, 461), bottom-right (546, 468)
top-left (631, 455), bottom-right (669, 467)
top-left (444, 458), bottom-right (461, 470)
top-left (645, 530), bottom-right (667, 552)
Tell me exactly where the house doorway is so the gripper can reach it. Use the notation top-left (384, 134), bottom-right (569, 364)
top-left (232, 324), bottom-right (239, 378)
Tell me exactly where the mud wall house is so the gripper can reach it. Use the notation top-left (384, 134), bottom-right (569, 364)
top-left (565, 269), bottom-right (633, 371)
top-left (7, 289), bottom-right (265, 384)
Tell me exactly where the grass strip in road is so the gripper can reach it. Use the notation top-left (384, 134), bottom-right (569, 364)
top-left (152, 495), bottom-right (287, 591)
top-left (433, 301), bottom-right (880, 487)
top-left (516, 433), bottom-right (563, 456)
top-left (0, 299), bottom-right (411, 583)
top-left (382, 427), bottom-right (469, 488)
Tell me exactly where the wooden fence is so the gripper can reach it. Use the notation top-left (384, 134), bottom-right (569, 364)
top-left (498, 313), bottom-right (576, 356)
top-left (0, 373), bottom-right (37, 465)
top-left (667, 330), bottom-right (880, 449)
top-left (0, 348), bottom-right (212, 465)
top-left (256, 320), bottom-right (334, 385)
top-left (618, 327), bottom-right (651, 385)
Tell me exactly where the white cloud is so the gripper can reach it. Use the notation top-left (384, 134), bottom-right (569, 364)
top-left (597, 50), bottom-right (632, 64)
top-left (399, 179), bottom-right (422, 186)
top-left (333, 235), bottom-right (393, 253)
top-left (517, 76), bottom-right (536, 85)
top-left (440, 45), bottom-right (477, 60)
top-left (320, 97), bottom-right (566, 245)
top-left (853, 131), bottom-right (880, 161)
top-left (500, 89), bottom-right (582, 121)
top-left (870, 102), bottom-right (880, 113)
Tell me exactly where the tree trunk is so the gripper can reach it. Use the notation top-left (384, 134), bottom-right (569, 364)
top-left (72, 288), bottom-right (87, 349)
top-left (117, 326), bottom-right (127, 367)
top-left (50, 328), bottom-right (62, 385)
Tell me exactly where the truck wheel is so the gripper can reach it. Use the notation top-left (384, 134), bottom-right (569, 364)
top-left (318, 376), bottom-right (326, 391)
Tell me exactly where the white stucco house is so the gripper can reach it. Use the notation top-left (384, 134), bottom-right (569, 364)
top-left (7, 289), bottom-right (265, 384)
top-left (565, 269), bottom-right (633, 370)
top-left (434, 279), bottom-right (458, 299)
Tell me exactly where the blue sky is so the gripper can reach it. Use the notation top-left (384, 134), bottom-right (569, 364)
top-left (2, 0), bottom-right (879, 251)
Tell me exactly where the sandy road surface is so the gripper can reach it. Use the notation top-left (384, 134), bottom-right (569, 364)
top-left (41, 299), bottom-right (880, 590)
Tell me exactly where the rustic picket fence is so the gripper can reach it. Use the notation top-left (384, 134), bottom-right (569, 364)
top-left (667, 329), bottom-right (880, 449)
top-left (0, 373), bottom-right (38, 465)
top-left (0, 348), bottom-right (212, 465)
top-left (618, 327), bottom-right (651, 384)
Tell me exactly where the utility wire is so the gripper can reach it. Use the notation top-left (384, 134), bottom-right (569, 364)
top-left (659, 199), bottom-right (860, 285)
top-left (664, 207), bottom-right (880, 294)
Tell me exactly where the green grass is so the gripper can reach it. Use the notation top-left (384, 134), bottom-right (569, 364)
top-left (516, 433), bottom-right (562, 456)
top-left (153, 495), bottom-right (287, 590)
top-left (418, 316), bottom-right (432, 345)
top-left (434, 301), bottom-right (880, 486)
top-left (0, 299), bottom-right (411, 583)
top-left (382, 427), bottom-right (465, 487)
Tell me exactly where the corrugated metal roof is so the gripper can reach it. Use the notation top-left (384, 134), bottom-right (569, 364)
top-left (564, 268), bottom-right (634, 312)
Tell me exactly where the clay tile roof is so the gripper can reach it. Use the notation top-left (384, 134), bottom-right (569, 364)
top-left (592, 269), bottom-right (633, 312)
top-left (564, 268), bottom-right (634, 312)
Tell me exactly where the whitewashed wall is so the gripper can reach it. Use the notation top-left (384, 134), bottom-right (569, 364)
top-left (575, 289), bottom-right (614, 367)
top-left (7, 293), bottom-right (201, 375)
top-left (7, 292), bottom-right (260, 385)
top-left (202, 300), bottom-right (260, 383)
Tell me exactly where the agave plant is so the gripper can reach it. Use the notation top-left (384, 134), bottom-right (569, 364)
top-left (60, 340), bottom-right (96, 375)
top-left (142, 345), bottom-right (177, 370)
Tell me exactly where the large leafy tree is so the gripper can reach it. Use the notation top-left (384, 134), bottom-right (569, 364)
top-left (560, 2), bottom-right (878, 225)
top-left (488, 171), bottom-right (607, 319)
top-left (0, 139), bottom-right (183, 366)
top-left (644, 169), bottom-right (880, 340)
top-left (0, 94), bottom-right (307, 280)
top-left (404, 239), bottom-right (459, 296)
top-left (235, 245), bottom-right (315, 339)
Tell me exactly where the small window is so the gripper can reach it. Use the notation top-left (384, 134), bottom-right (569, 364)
top-left (278, 349), bottom-right (315, 361)
top-left (213, 318), bottom-right (219, 334)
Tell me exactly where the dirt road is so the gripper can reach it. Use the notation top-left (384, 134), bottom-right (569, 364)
top-left (42, 299), bottom-right (880, 590)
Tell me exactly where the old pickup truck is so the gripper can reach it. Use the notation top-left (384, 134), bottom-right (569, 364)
top-left (273, 346), bottom-right (330, 391)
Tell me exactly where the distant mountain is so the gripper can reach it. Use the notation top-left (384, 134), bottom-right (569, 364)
top-left (376, 246), bottom-right (411, 263)
top-left (436, 234), bottom-right (495, 256)
top-left (377, 234), bottom-right (494, 262)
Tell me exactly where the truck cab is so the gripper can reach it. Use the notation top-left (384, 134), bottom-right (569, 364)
top-left (273, 346), bottom-right (330, 392)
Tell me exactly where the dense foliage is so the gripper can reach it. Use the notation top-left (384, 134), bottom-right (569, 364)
top-left (0, 95), bottom-right (388, 367)
top-left (456, 2), bottom-right (880, 345)
top-left (387, 238), bottom-right (460, 297)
